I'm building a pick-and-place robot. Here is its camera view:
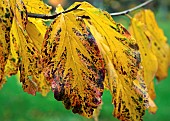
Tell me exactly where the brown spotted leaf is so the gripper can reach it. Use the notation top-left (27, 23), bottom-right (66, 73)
top-left (69, 2), bottom-right (149, 120)
top-left (132, 9), bottom-right (169, 81)
top-left (0, 0), bottom-right (13, 88)
top-left (9, 0), bottom-right (27, 29)
top-left (26, 20), bottom-right (51, 96)
top-left (41, 11), bottom-right (105, 117)
top-left (8, 17), bottom-right (50, 96)
top-left (129, 18), bottom-right (158, 113)
top-left (10, 18), bottom-right (37, 95)
top-left (5, 0), bottom-right (50, 96)
top-left (4, 0), bottom-right (28, 77)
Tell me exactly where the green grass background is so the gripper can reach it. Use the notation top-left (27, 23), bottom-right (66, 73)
top-left (0, 13), bottom-right (170, 121)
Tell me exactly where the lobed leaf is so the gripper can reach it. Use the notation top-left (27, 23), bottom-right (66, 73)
top-left (131, 9), bottom-right (169, 81)
top-left (129, 17), bottom-right (158, 113)
top-left (41, 11), bottom-right (105, 117)
top-left (4, 0), bottom-right (51, 96)
top-left (69, 2), bottom-right (149, 121)
top-left (9, 17), bottom-right (50, 95)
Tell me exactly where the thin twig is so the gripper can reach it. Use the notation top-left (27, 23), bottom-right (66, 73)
top-left (110, 0), bottom-right (153, 16)
top-left (27, 0), bottom-right (153, 19)
top-left (27, 4), bottom-right (81, 19)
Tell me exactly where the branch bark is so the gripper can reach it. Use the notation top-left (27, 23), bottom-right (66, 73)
top-left (110, 0), bottom-right (153, 16)
top-left (27, 0), bottom-right (153, 19)
top-left (27, 4), bottom-right (81, 19)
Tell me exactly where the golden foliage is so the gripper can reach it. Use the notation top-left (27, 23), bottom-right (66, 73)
top-left (0, 1), bottom-right (169, 121)
top-left (129, 18), bottom-right (158, 113)
top-left (41, 11), bottom-right (105, 117)
top-left (1, 0), bottom-right (51, 95)
top-left (69, 2), bottom-right (149, 120)
top-left (0, 0), bottom-right (13, 88)
top-left (131, 10), bottom-right (169, 81)
top-left (129, 10), bottom-right (170, 113)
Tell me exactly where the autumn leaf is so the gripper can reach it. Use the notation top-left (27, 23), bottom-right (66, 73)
top-left (9, 0), bottom-right (27, 29)
top-left (26, 20), bottom-right (51, 96)
top-left (22, 0), bottom-right (51, 14)
top-left (41, 11), bottom-right (105, 117)
top-left (23, 0), bottom-right (51, 42)
top-left (8, 16), bottom-right (51, 96)
top-left (0, 0), bottom-right (168, 120)
top-left (55, 4), bottom-right (64, 13)
top-left (26, 19), bottom-right (46, 52)
top-left (131, 9), bottom-right (169, 81)
top-left (2, 0), bottom-right (51, 96)
top-left (0, 0), bottom-right (13, 88)
top-left (4, 0), bottom-right (28, 77)
top-left (68, 2), bottom-right (149, 120)
top-left (129, 17), bottom-right (158, 113)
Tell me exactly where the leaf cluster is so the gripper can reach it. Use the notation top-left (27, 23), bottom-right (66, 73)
top-left (0, 0), bottom-right (169, 121)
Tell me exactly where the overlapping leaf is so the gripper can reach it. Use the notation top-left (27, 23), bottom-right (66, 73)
top-left (3, 0), bottom-right (51, 96)
top-left (41, 11), bottom-right (105, 117)
top-left (68, 2), bottom-right (149, 120)
top-left (4, 0), bottom-right (27, 77)
top-left (129, 18), bottom-right (158, 113)
top-left (9, 0), bottom-right (27, 29)
top-left (0, 1), bottom-right (169, 120)
top-left (0, 0), bottom-right (13, 88)
top-left (131, 9), bottom-right (169, 81)
top-left (23, 0), bottom-right (51, 40)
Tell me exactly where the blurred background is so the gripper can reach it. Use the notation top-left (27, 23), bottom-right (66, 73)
top-left (0, 0), bottom-right (170, 121)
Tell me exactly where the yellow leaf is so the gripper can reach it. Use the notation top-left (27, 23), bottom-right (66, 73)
top-left (3, 0), bottom-right (50, 96)
top-left (26, 19), bottom-right (45, 52)
top-left (132, 9), bottom-right (169, 81)
top-left (10, 18), bottom-right (37, 95)
top-left (55, 4), bottom-right (64, 13)
top-left (70, 2), bottom-right (149, 120)
top-left (28, 18), bottom-right (47, 39)
top-left (129, 18), bottom-right (158, 85)
top-left (26, 20), bottom-right (51, 96)
top-left (4, 0), bottom-right (28, 78)
top-left (9, 17), bottom-right (50, 96)
top-left (129, 18), bottom-right (158, 113)
top-left (148, 97), bottom-right (157, 114)
top-left (0, 0), bottom-right (13, 88)
top-left (9, 0), bottom-right (27, 29)
top-left (23, 0), bottom-right (51, 14)
top-left (41, 12), bottom-right (105, 117)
